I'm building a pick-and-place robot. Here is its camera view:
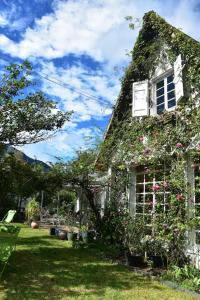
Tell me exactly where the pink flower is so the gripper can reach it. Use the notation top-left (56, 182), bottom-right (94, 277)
top-left (152, 184), bottom-right (160, 192)
top-left (176, 194), bottom-right (184, 201)
top-left (144, 166), bottom-right (150, 173)
top-left (195, 144), bottom-right (200, 151)
top-left (176, 143), bottom-right (183, 149)
top-left (144, 148), bottom-right (151, 156)
top-left (139, 136), bottom-right (144, 142)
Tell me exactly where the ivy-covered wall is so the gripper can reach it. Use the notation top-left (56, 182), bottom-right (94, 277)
top-left (97, 11), bottom-right (200, 168)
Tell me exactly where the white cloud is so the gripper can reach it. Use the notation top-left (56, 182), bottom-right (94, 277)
top-left (0, 14), bottom-right (8, 26)
top-left (0, 0), bottom-right (138, 65)
top-left (0, 0), bottom-right (199, 66)
top-left (17, 126), bottom-right (97, 162)
top-left (168, 0), bottom-right (200, 41)
top-left (39, 61), bottom-right (119, 122)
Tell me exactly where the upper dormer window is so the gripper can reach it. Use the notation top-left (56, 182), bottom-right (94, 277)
top-left (156, 73), bottom-right (176, 114)
top-left (132, 54), bottom-right (184, 118)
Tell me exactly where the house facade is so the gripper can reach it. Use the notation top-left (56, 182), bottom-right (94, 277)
top-left (95, 11), bottom-right (200, 267)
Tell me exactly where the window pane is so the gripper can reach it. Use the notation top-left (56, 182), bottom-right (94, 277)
top-left (195, 192), bottom-right (200, 204)
top-left (156, 87), bottom-right (164, 97)
top-left (156, 80), bottom-right (164, 89)
top-left (137, 173), bottom-right (144, 183)
top-left (167, 74), bottom-right (174, 83)
top-left (145, 195), bottom-right (153, 204)
top-left (157, 95), bottom-right (164, 105)
top-left (136, 184), bottom-right (144, 193)
top-left (136, 204), bottom-right (143, 214)
top-left (168, 99), bottom-right (176, 108)
top-left (157, 104), bottom-right (164, 114)
top-left (195, 205), bottom-right (200, 218)
top-left (167, 82), bottom-right (175, 92)
top-left (144, 204), bottom-right (152, 214)
top-left (145, 183), bottom-right (153, 193)
top-left (167, 90), bottom-right (175, 100)
top-left (136, 194), bottom-right (144, 204)
top-left (196, 232), bottom-right (200, 245)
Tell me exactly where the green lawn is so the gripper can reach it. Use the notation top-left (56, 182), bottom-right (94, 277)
top-left (0, 226), bottom-right (197, 300)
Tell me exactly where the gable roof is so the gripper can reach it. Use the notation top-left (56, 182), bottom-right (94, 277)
top-left (96, 11), bottom-right (200, 168)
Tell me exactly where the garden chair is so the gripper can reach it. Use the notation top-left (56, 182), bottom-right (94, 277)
top-left (0, 224), bottom-right (20, 277)
top-left (1, 210), bottom-right (16, 223)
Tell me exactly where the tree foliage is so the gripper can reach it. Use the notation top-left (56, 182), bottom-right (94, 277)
top-left (0, 61), bottom-right (72, 145)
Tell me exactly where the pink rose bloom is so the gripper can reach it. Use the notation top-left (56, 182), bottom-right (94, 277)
top-left (163, 181), bottom-right (168, 188)
top-left (176, 194), bottom-right (184, 201)
top-left (176, 143), bottom-right (183, 148)
top-left (152, 184), bottom-right (160, 192)
top-left (144, 166), bottom-right (150, 173)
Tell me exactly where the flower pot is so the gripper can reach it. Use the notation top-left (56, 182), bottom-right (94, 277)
top-left (50, 227), bottom-right (56, 236)
top-left (67, 232), bottom-right (74, 241)
top-left (88, 230), bottom-right (95, 243)
top-left (125, 252), bottom-right (146, 267)
top-left (31, 221), bottom-right (39, 229)
top-left (58, 230), bottom-right (67, 240)
top-left (72, 233), bottom-right (78, 241)
top-left (81, 232), bottom-right (88, 243)
top-left (149, 255), bottom-right (167, 268)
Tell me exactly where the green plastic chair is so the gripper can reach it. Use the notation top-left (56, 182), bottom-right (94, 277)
top-left (1, 210), bottom-right (16, 223)
top-left (0, 224), bottom-right (20, 277)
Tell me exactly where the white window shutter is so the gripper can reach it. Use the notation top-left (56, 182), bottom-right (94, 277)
top-left (174, 54), bottom-right (184, 102)
top-left (132, 80), bottom-right (149, 117)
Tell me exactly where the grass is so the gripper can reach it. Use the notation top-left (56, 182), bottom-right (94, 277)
top-left (0, 226), bottom-right (197, 300)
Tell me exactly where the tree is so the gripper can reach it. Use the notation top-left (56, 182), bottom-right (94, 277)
top-left (50, 150), bottom-right (103, 230)
top-left (0, 61), bottom-right (72, 145)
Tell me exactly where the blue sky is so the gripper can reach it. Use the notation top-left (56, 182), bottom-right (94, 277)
top-left (0, 0), bottom-right (199, 163)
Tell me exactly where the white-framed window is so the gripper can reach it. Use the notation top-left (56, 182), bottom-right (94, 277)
top-left (132, 54), bottom-right (184, 118)
top-left (135, 166), bottom-right (170, 224)
top-left (155, 73), bottom-right (176, 114)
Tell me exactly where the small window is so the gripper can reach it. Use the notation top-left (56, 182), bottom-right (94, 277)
top-left (156, 73), bottom-right (176, 114)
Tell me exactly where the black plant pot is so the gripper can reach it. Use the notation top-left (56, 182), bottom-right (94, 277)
top-left (72, 233), bottom-right (78, 241)
top-left (125, 252), bottom-right (146, 267)
top-left (50, 227), bottom-right (56, 236)
top-left (88, 230), bottom-right (96, 243)
top-left (149, 255), bottom-right (167, 268)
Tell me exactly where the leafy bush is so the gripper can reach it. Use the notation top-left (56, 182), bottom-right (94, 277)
top-left (164, 265), bottom-right (200, 292)
top-left (25, 198), bottom-right (40, 222)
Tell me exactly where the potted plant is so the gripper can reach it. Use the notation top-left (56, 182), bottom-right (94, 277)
top-left (144, 236), bottom-right (168, 268)
top-left (80, 225), bottom-right (88, 242)
top-left (25, 198), bottom-right (40, 229)
top-left (124, 217), bottom-right (146, 267)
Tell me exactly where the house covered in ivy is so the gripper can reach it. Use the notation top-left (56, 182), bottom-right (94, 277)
top-left (95, 11), bottom-right (200, 267)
